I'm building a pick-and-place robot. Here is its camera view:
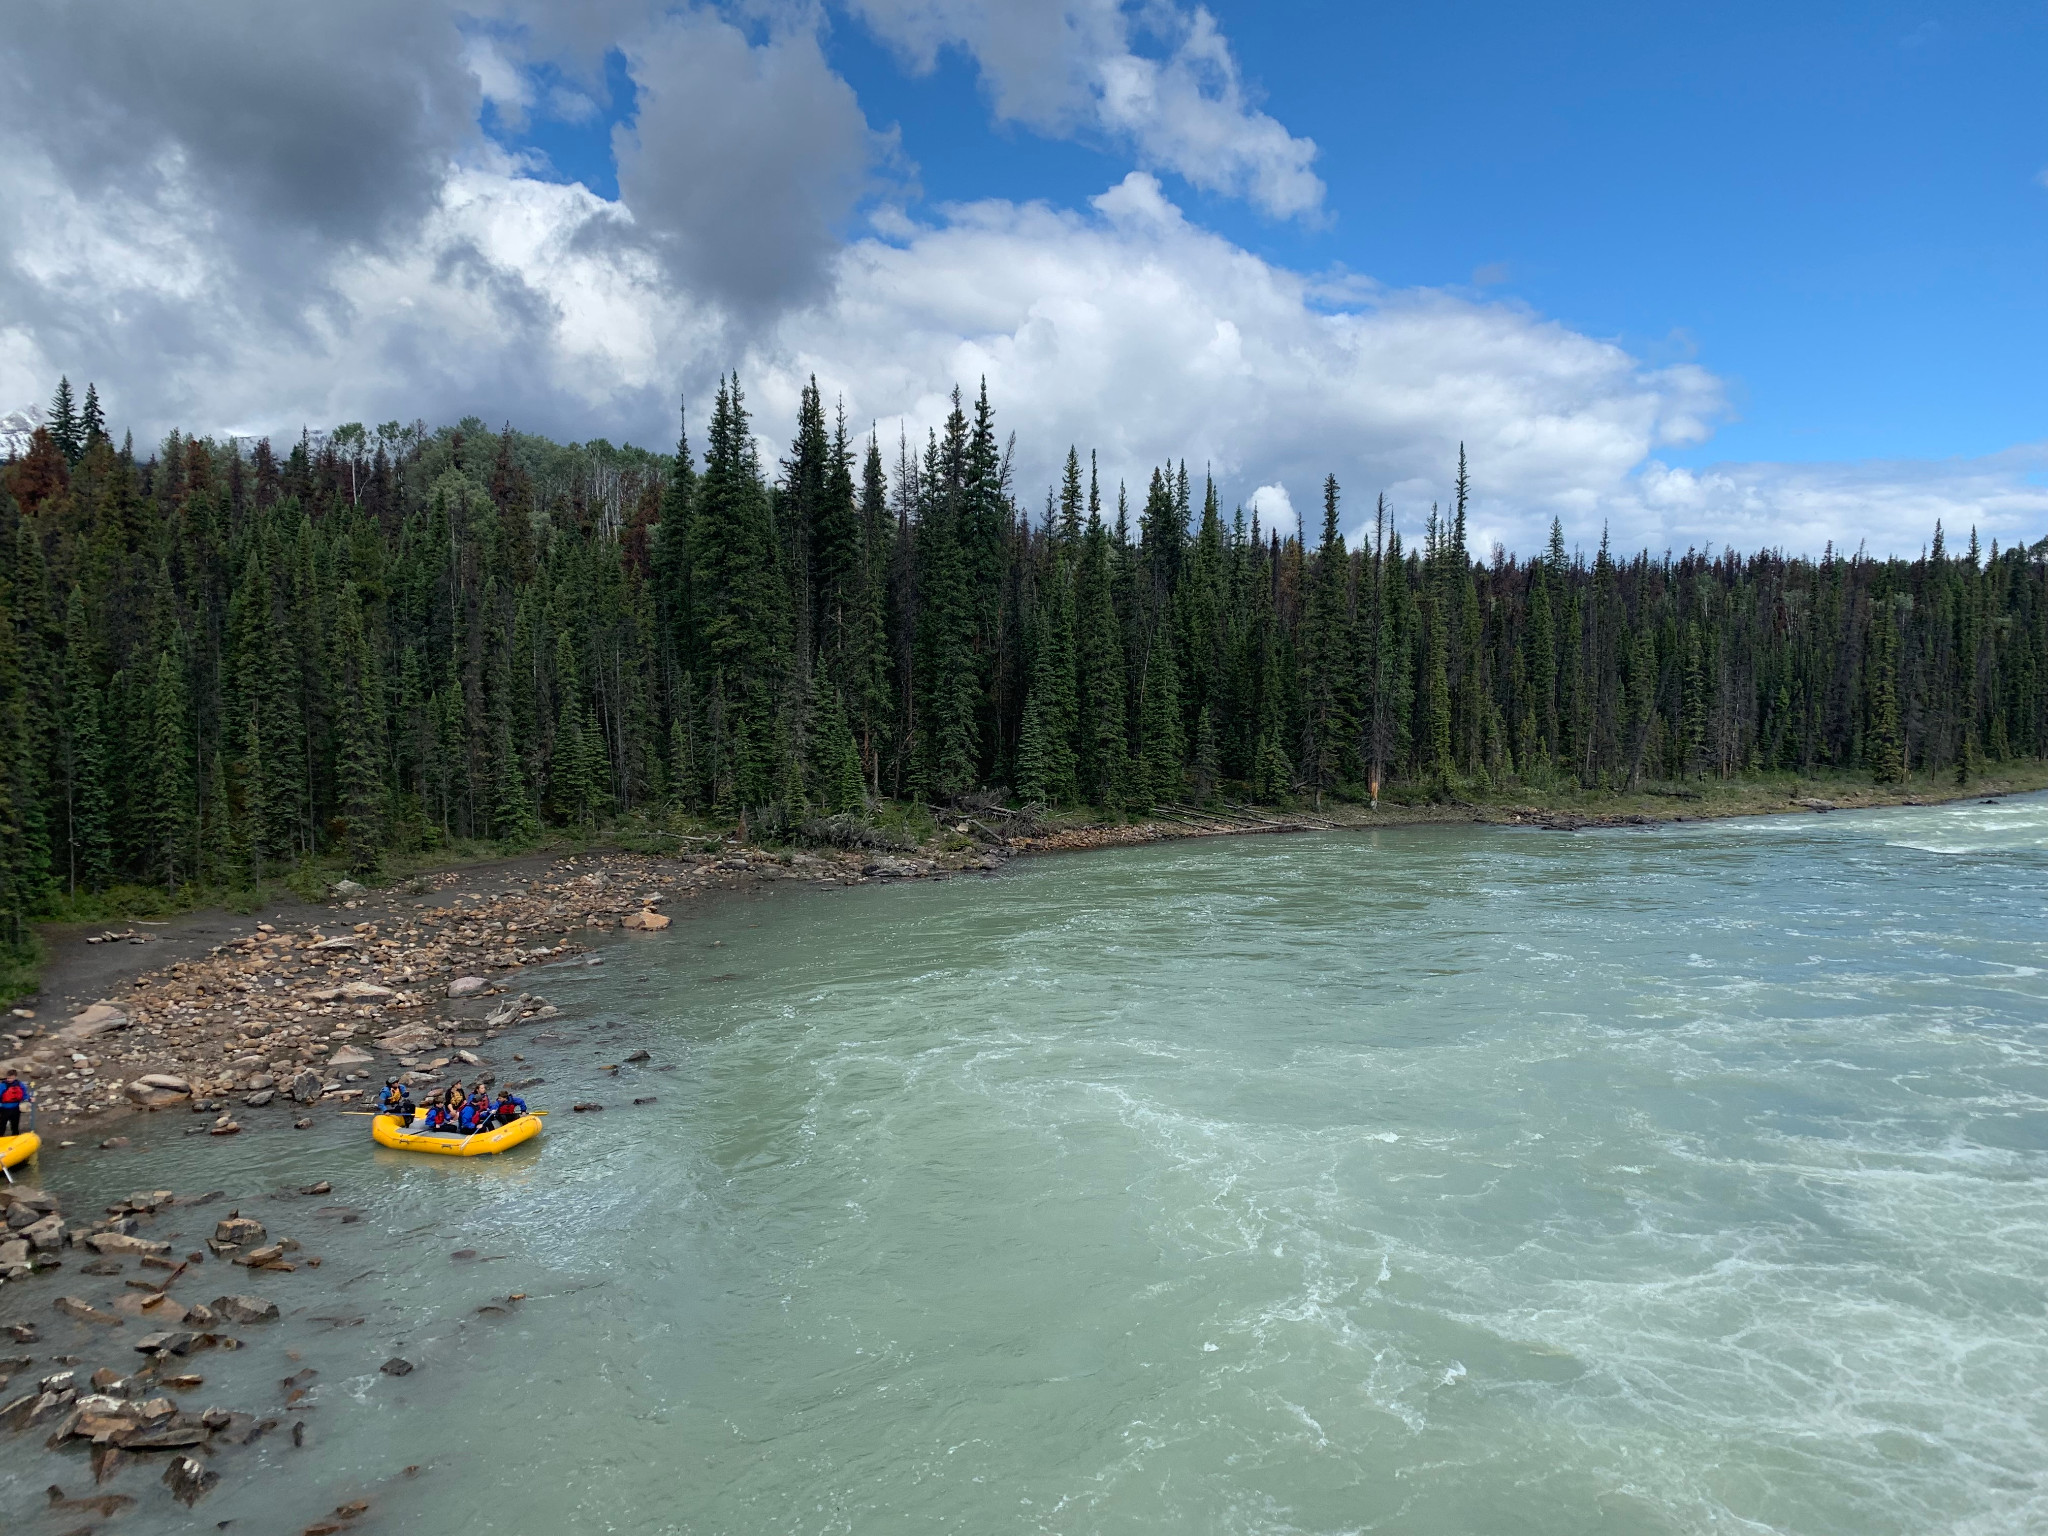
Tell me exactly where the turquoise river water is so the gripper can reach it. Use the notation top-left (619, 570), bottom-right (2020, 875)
top-left (9, 795), bottom-right (2048, 1534)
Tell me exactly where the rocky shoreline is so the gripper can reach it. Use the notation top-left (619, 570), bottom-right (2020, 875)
top-left (6, 843), bottom-right (1005, 1140)
top-left (12, 775), bottom-right (2041, 1139)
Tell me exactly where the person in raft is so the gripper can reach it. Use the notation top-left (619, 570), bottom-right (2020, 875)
top-left (379, 1079), bottom-right (415, 1122)
top-left (441, 1080), bottom-right (466, 1115)
top-left (0, 1071), bottom-right (30, 1136)
top-left (456, 1090), bottom-right (491, 1134)
top-left (492, 1089), bottom-right (527, 1126)
top-left (421, 1101), bottom-right (456, 1134)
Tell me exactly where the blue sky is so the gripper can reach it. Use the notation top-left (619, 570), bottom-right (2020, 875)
top-left (503, 1), bottom-right (2046, 474)
top-left (5, 0), bottom-right (2045, 555)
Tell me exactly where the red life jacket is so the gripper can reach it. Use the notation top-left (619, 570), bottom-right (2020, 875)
top-left (0, 1082), bottom-right (25, 1104)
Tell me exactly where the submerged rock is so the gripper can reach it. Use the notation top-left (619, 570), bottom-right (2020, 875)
top-left (210, 1294), bottom-right (278, 1324)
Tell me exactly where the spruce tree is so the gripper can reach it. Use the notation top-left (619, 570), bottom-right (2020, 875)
top-left (144, 647), bottom-right (195, 890)
top-left (1867, 596), bottom-right (1906, 784)
top-left (48, 377), bottom-right (82, 466)
top-left (79, 383), bottom-right (106, 451)
top-left (333, 583), bottom-right (386, 875)
top-left (1297, 474), bottom-right (1355, 806)
top-left (808, 684), bottom-right (866, 815)
top-left (688, 378), bottom-right (789, 813)
top-left (1073, 507), bottom-right (1129, 807)
top-left (1135, 625), bottom-right (1186, 807)
top-left (60, 587), bottom-right (111, 892)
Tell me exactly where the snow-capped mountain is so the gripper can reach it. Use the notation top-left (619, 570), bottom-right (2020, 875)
top-left (0, 404), bottom-right (45, 459)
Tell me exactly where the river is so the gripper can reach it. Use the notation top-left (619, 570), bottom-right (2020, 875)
top-left (11, 795), bottom-right (2048, 1534)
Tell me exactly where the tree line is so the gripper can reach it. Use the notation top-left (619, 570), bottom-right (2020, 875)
top-left (3, 372), bottom-right (2044, 938)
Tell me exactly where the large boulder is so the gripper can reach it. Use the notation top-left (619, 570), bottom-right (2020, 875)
top-left (339, 980), bottom-right (395, 1001)
top-left (328, 1046), bottom-right (375, 1068)
top-left (621, 909), bottom-right (671, 931)
top-left (447, 976), bottom-right (489, 998)
top-left (20, 1214), bottom-right (64, 1251)
top-left (124, 1073), bottom-right (191, 1110)
top-left (58, 1002), bottom-right (129, 1042)
top-left (376, 1024), bottom-right (440, 1054)
top-left (287, 1069), bottom-right (324, 1103)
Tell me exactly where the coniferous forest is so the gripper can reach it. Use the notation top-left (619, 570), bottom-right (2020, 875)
top-left (4, 373), bottom-right (2047, 956)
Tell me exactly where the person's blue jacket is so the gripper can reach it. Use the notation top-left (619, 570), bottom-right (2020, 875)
top-left (0, 1078), bottom-right (29, 1106)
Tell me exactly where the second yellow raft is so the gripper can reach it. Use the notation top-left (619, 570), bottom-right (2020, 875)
top-left (0, 1132), bottom-right (39, 1170)
top-left (371, 1113), bottom-right (541, 1156)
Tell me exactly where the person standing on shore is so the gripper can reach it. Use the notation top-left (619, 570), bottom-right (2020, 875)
top-left (0, 1072), bottom-right (31, 1137)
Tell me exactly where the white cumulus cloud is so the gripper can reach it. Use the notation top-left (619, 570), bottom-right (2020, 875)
top-left (846, 0), bottom-right (1324, 217)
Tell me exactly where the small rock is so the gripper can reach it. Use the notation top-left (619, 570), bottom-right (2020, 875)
top-left (621, 909), bottom-right (671, 931)
top-left (214, 1218), bottom-right (265, 1247)
top-left (99, 1137), bottom-right (129, 1150)
top-left (243, 1089), bottom-right (276, 1107)
top-left (84, 1232), bottom-right (173, 1257)
top-left (294, 1118), bottom-right (312, 1129)
top-left (624, 1049), bottom-right (650, 1062)
top-left (300, 1181), bottom-right (332, 1196)
top-left (163, 1453), bottom-right (219, 1506)
top-left (379, 1357), bottom-right (414, 1377)
top-left (338, 981), bottom-right (394, 1001)
top-left (309, 936), bottom-right (359, 951)
top-left (328, 1047), bottom-right (375, 1068)
top-left (208, 1122), bottom-right (242, 1137)
top-left (447, 976), bottom-right (489, 998)
top-left (571, 1102), bottom-right (603, 1112)
top-left (455, 1049), bottom-right (483, 1067)
top-left (131, 1329), bottom-right (197, 1355)
top-left (633, 1096), bottom-right (657, 1105)
top-left (79, 1258), bottom-right (122, 1276)
top-left (210, 1294), bottom-right (279, 1324)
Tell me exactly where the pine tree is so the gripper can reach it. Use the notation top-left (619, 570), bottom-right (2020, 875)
top-left (914, 399), bottom-right (981, 799)
top-left (333, 583), bottom-right (386, 875)
top-left (79, 383), bottom-right (106, 451)
top-left (1867, 595), bottom-right (1906, 784)
top-left (1297, 474), bottom-right (1355, 807)
top-left (144, 647), bottom-right (195, 889)
top-left (1074, 505), bottom-right (1129, 807)
top-left (1135, 624), bottom-right (1186, 808)
top-left (48, 378), bottom-right (82, 466)
top-left (808, 684), bottom-right (866, 815)
top-left (688, 378), bottom-right (789, 813)
top-left (60, 586), bottom-right (111, 892)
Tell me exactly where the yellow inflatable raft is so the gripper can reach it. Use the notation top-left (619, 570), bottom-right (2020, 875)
top-left (0, 1132), bottom-right (39, 1170)
top-left (371, 1113), bottom-right (541, 1157)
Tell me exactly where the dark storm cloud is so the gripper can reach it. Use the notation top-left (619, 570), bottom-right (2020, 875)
top-left (0, 0), bottom-right (480, 246)
top-left (614, 12), bottom-right (878, 314)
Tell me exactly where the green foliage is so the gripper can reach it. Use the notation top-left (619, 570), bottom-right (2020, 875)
top-left (0, 372), bottom-right (2041, 946)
